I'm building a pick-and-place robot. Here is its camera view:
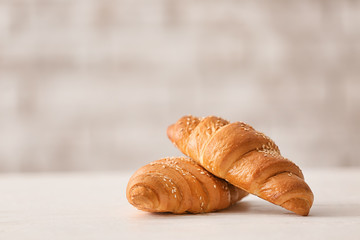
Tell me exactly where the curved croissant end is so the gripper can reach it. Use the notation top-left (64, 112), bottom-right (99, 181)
top-left (126, 157), bottom-right (248, 214)
top-left (167, 115), bottom-right (314, 216)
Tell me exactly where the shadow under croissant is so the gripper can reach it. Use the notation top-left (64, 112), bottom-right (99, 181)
top-left (221, 201), bottom-right (296, 215)
top-left (144, 201), bottom-right (289, 217)
top-left (138, 202), bottom-right (251, 217)
top-left (143, 200), bottom-right (311, 217)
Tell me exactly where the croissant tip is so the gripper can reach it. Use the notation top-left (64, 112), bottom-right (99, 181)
top-left (167, 124), bottom-right (174, 138)
top-left (128, 185), bottom-right (159, 211)
top-left (281, 198), bottom-right (312, 216)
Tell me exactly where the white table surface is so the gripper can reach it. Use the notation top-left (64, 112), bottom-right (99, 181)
top-left (0, 168), bottom-right (359, 240)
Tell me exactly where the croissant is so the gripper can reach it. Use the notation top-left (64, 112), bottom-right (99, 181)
top-left (126, 157), bottom-right (248, 213)
top-left (167, 115), bottom-right (314, 216)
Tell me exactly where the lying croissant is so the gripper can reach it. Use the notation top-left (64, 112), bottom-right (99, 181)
top-left (167, 115), bottom-right (314, 216)
top-left (126, 157), bottom-right (248, 213)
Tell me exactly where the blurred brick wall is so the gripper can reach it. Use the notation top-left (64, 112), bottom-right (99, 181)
top-left (0, 0), bottom-right (359, 171)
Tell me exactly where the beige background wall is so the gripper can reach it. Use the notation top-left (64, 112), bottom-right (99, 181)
top-left (0, 0), bottom-right (359, 172)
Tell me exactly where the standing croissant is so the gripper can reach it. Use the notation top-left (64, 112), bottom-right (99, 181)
top-left (167, 115), bottom-right (314, 216)
top-left (126, 157), bottom-right (248, 213)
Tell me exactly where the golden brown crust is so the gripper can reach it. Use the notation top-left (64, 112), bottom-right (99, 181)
top-left (126, 157), bottom-right (248, 214)
top-left (167, 115), bottom-right (314, 216)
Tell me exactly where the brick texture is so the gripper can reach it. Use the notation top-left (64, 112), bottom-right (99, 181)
top-left (0, 0), bottom-right (359, 171)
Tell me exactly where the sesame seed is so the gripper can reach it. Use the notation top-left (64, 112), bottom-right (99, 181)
top-left (214, 184), bottom-right (217, 188)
